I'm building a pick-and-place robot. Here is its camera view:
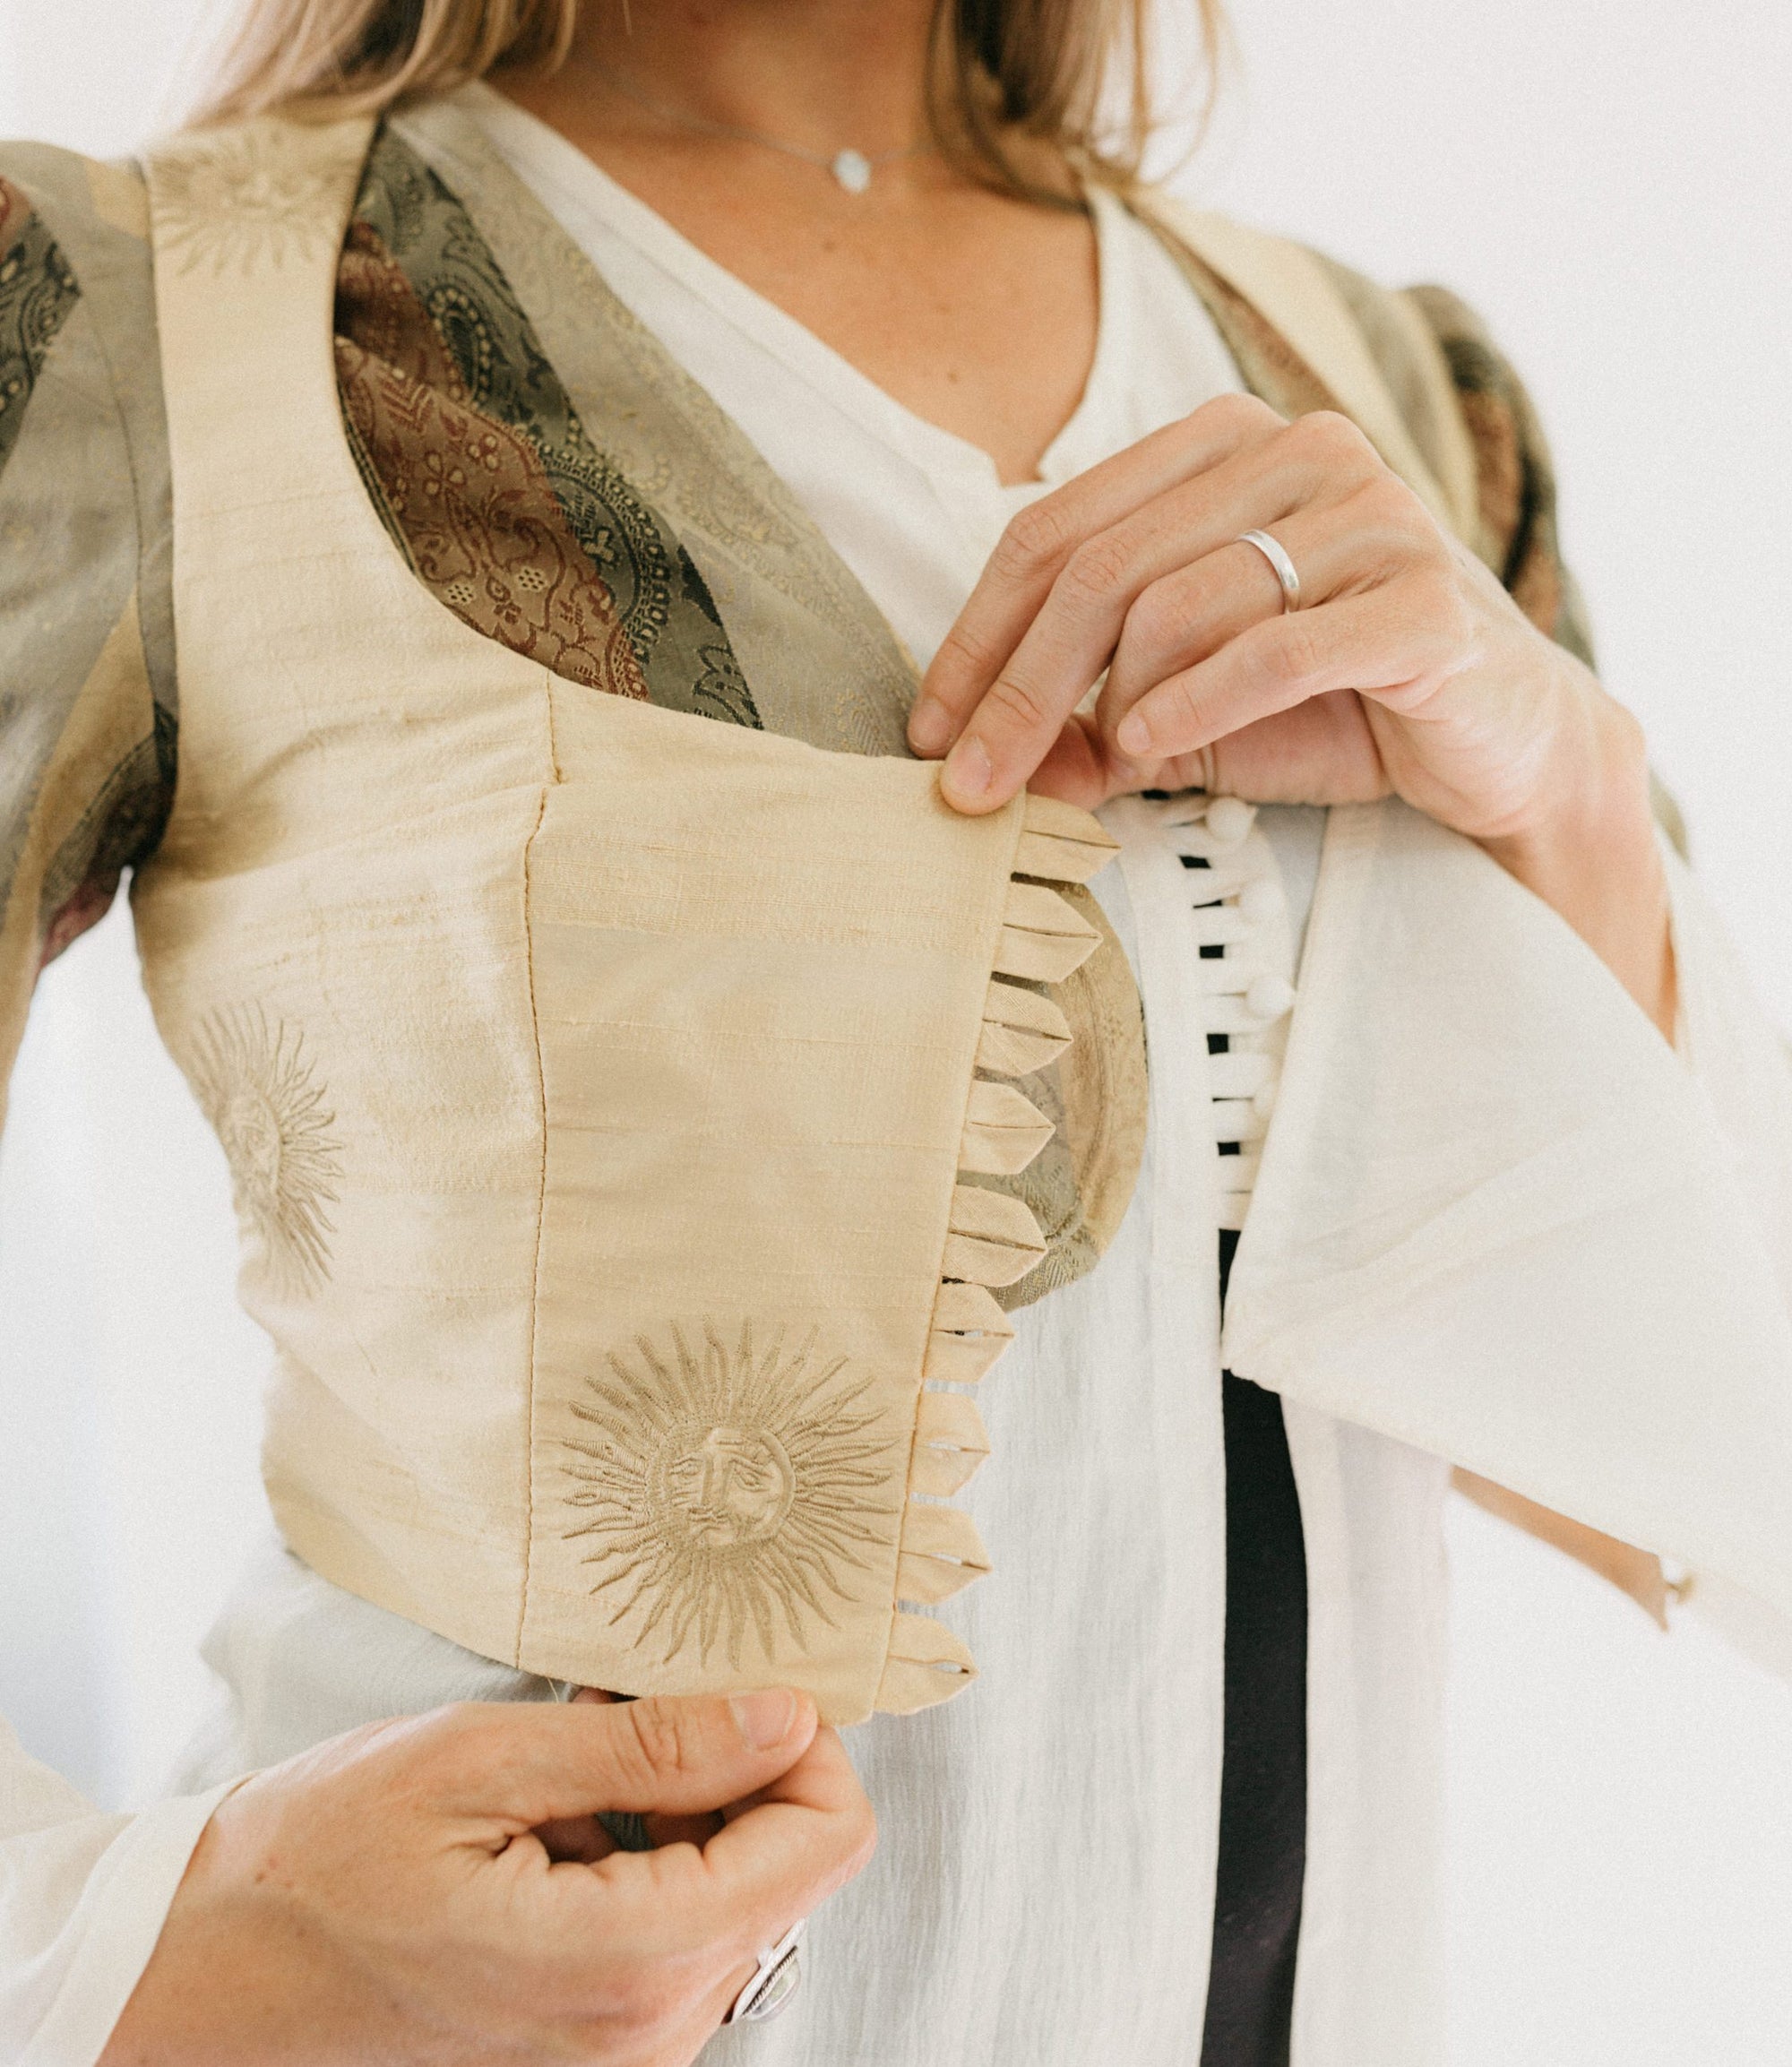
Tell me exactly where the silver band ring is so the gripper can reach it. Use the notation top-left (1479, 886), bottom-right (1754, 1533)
top-left (1236, 530), bottom-right (1302, 613)
top-left (725, 1918), bottom-right (806, 2025)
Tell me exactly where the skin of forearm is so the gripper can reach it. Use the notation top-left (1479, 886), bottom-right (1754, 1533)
top-left (1478, 679), bottom-right (1678, 1042)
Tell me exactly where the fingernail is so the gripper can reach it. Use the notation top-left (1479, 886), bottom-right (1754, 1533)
top-left (908, 696), bottom-right (952, 755)
top-left (942, 735), bottom-right (992, 805)
top-left (730, 1688), bottom-right (799, 1749)
top-left (1116, 711), bottom-right (1151, 756)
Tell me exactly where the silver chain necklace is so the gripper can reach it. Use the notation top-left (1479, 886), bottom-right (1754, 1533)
top-left (604, 72), bottom-right (928, 194)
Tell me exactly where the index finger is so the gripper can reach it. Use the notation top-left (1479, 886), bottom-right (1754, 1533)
top-left (909, 393), bottom-right (1284, 808)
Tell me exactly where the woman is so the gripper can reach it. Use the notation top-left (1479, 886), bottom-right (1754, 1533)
top-left (3, 2), bottom-right (1789, 2062)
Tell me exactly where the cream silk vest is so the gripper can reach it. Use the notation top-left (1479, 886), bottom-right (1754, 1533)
top-left (131, 108), bottom-right (1792, 1720)
top-left (132, 116), bottom-right (1124, 1725)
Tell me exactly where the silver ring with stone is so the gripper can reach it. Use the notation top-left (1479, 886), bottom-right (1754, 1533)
top-left (725, 1918), bottom-right (806, 2025)
top-left (1236, 529), bottom-right (1302, 613)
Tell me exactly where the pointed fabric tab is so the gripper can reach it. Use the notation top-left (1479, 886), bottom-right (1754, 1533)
top-left (1015, 796), bottom-right (1121, 884)
top-left (909, 1390), bottom-right (992, 1495)
top-left (977, 978), bottom-right (1073, 1078)
top-left (874, 1612), bottom-right (978, 1714)
top-left (932, 1279), bottom-right (1014, 1335)
top-left (924, 1279), bottom-right (1016, 1382)
top-left (994, 883), bottom-right (1101, 984)
top-left (942, 1183), bottom-right (1048, 1287)
top-left (896, 1502), bottom-right (993, 1604)
top-left (958, 1079), bottom-right (1055, 1176)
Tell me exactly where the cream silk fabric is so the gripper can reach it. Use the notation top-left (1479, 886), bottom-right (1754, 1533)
top-left (134, 108), bottom-right (1792, 1736)
top-left (6, 106), bottom-right (1792, 2067)
top-left (134, 114), bottom-right (1121, 1725)
top-left (379, 96), bottom-right (1153, 1308)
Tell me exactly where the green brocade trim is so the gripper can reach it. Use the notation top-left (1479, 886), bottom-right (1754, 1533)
top-left (345, 126), bottom-right (762, 728)
top-left (0, 181), bottom-right (81, 483)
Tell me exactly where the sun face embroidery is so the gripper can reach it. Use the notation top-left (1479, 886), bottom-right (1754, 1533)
top-left (187, 1005), bottom-right (345, 1295)
top-left (154, 130), bottom-right (341, 278)
top-left (561, 1324), bottom-right (904, 1670)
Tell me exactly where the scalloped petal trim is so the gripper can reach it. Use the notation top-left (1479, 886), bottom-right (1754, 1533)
top-left (994, 881), bottom-right (1102, 983)
top-left (923, 1279), bottom-right (1015, 1382)
top-left (908, 1390), bottom-right (991, 1496)
top-left (942, 1182), bottom-right (1049, 1286)
top-left (958, 1078), bottom-right (1055, 1176)
top-left (876, 799), bottom-right (1114, 1715)
top-left (896, 1502), bottom-right (992, 1604)
top-left (977, 978), bottom-right (1073, 1077)
top-left (874, 1612), bottom-right (978, 1713)
top-left (1014, 792), bottom-right (1122, 883)
top-left (1025, 781), bottom-right (1124, 864)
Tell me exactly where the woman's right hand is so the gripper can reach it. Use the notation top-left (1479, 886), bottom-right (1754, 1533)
top-left (100, 1687), bottom-right (872, 2065)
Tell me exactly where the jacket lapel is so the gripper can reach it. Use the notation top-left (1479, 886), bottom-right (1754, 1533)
top-left (390, 96), bottom-right (923, 760)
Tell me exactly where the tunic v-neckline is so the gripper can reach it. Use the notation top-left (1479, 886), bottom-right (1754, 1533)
top-left (457, 78), bottom-right (1131, 500)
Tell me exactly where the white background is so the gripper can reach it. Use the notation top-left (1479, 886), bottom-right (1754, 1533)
top-left (1, 2), bottom-right (1790, 2060)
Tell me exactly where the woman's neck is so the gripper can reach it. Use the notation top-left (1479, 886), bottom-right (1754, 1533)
top-left (495, 0), bottom-right (1100, 486)
top-left (558, 0), bottom-right (938, 161)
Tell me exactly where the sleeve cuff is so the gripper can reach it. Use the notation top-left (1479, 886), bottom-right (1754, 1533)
top-left (9, 1783), bottom-right (237, 2067)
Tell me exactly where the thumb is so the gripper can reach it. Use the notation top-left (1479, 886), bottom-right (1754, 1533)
top-left (426, 1689), bottom-right (819, 1832)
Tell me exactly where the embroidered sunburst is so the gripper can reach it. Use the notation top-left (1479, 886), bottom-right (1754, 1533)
top-left (561, 1323), bottom-right (903, 1670)
top-left (187, 1004), bottom-right (345, 1294)
top-left (154, 129), bottom-right (342, 278)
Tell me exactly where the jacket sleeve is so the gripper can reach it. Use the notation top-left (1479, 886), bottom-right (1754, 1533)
top-left (1367, 263), bottom-right (1792, 1667)
top-left (0, 144), bottom-right (177, 1094)
top-left (0, 144), bottom-right (230, 2067)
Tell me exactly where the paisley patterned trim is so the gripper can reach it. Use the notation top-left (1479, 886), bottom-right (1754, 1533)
top-left (342, 127), bottom-right (762, 727)
top-left (0, 178), bottom-right (81, 482)
top-left (336, 221), bottom-right (649, 700)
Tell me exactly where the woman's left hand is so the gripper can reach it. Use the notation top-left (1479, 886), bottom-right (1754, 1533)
top-left (908, 394), bottom-right (1675, 1033)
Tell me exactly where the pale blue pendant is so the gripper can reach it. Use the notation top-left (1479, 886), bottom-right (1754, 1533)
top-left (831, 149), bottom-right (873, 194)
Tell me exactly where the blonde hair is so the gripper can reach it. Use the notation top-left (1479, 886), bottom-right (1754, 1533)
top-left (195, 0), bottom-right (1224, 195)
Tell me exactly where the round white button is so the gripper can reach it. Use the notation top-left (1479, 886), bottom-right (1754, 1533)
top-left (1245, 973), bottom-right (1296, 1021)
top-left (1204, 796), bottom-right (1255, 846)
top-left (1239, 877), bottom-right (1279, 922)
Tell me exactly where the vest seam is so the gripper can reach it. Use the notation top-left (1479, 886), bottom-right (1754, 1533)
top-left (514, 669), bottom-right (561, 1665)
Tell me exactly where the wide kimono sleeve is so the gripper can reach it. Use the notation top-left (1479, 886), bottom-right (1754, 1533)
top-left (1323, 263), bottom-right (1792, 1664)
top-left (0, 143), bottom-right (235, 2067)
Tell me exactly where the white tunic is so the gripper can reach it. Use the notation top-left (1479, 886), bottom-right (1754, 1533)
top-left (6, 86), bottom-right (1792, 2067)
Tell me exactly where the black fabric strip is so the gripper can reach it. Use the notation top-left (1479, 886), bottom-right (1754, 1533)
top-left (1198, 1225), bottom-right (1309, 2067)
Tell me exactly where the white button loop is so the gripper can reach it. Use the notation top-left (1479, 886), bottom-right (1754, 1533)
top-left (1146, 792), bottom-right (1298, 1232)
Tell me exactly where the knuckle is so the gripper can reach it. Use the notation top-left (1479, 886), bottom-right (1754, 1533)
top-left (1153, 674), bottom-right (1203, 737)
top-left (1355, 471), bottom-right (1420, 534)
top-left (1204, 390), bottom-right (1281, 436)
top-left (621, 1699), bottom-right (694, 1783)
top-left (1123, 580), bottom-right (1190, 662)
top-left (994, 496), bottom-right (1074, 578)
top-left (979, 670), bottom-right (1055, 736)
top-left (1297, 409), bottom-right (1374, 469)
top-left (932, 619), bottom-right (1002, 685)
top-left (1058, 531), bottom-right (1138, 610)
top-left (410, 1701), bottom-right (491, 1770)
top-left (1271, 618), bottom-right (1327, 687)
